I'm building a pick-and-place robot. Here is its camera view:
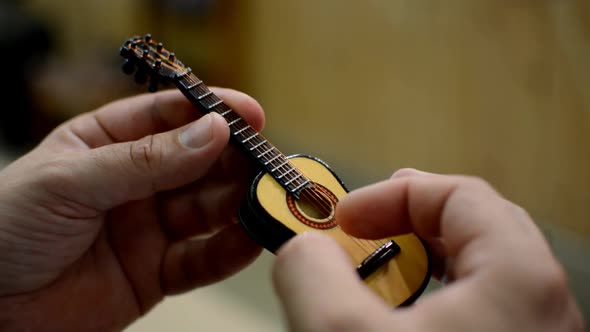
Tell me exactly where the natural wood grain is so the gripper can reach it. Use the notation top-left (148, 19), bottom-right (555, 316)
top-left (239, 0), bottom-right (590, 238)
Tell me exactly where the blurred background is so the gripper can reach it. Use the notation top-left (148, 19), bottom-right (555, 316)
top-left (0, 0), bottom-right (588, 329)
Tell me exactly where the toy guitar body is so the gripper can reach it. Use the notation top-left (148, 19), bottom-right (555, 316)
top-left (120, 34), bottom-right (431, 307)
top-left (240, 154), bottom-right (430, 306)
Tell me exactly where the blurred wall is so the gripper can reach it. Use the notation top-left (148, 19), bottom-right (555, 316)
top-left (18, 1), bottom-right (588, 239)
top-left (18, 0), bottom-right (241, 123)
top-left (234, 0), bottom-right (590, 238)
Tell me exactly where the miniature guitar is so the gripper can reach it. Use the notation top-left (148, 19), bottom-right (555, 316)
top-left (120, 34), bottom-right (431, 307)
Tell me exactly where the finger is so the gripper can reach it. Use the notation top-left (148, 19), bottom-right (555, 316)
top-left (273, 233), bottom-right (395, 331)
top-left (161, 223), bottom-right (262, 294)
top-left (336, 168), bottom-right (440, 239)
top-left (337, 173), bottom-right (545, 278)
top-left (338, 173), bottom-right (497, 239)
top-left (156, 179), bottom-right (247, 240)
top-left (43, 88), bottom-right (265, 150)
top-left (336, 172), bottom-right (583, 330)
top-left (212, 87), bottom-right (265, 131)
top-left (40, 112), bottom-right (230, 211)
top-left (155, 135), bottom-right (257, 240)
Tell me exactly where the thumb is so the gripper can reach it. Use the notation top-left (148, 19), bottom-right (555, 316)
top-left (273, 232), bottom-right (392, 331)
top-left (53, 113), bottom-right (230, 210)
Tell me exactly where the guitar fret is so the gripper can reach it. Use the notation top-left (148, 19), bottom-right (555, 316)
top-left (249, 140), bottom-right (267, 150)
top-left (234, 126), bottom-right (251, 135)
top-left (271, 160), bottom-right (289, 172)
top-left (121, 36), bottom-right (316, 199)
top-left (291, 180), bottom-right (311, 192)
top-left (264, 154), bottom-right (281, 165)
top-left (207, 99), bottom-right (223, 109)
top-left (285, 173), bottom-right (303, 185)
top-left (257, 147), bottom-right (275, 158)
top-left (177, 68), bottom-right (192, 77)
top-left (186, 80), bottom-right (203, 89)
top-left (208, 100), bottom-right (223, 109)
top-left (277, 167), bottom-right (295, 179)
top-left (228, 118), bottom-right (241, 126)
top-left (198, 91), bottom-right (213, 100)
top-left (241, 132), bottom-right (259, 143)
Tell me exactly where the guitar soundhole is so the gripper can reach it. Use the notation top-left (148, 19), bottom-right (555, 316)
top-left (286, 183), bottom-right (337, 230)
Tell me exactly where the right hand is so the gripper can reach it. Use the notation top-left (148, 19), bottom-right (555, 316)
top-left (273, 169), bottom-right (585, 332)
top-left (0, 88), bottom-right (265, 331)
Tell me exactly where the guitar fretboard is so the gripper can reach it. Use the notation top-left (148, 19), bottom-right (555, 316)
top-left (176, 72), bottom-right (312, 196)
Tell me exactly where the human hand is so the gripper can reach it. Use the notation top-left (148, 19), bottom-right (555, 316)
top-left (273, 169), bottom-right (585, 332)
top-left (0, 89), bottom-right (264, 331)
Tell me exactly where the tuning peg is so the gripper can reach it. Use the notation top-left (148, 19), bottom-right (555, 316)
top-left (144, 33), bottom-right (152, 43)
top-left (122, 59), bottom-right (135, 75)
top-left (168, 52), bottom-right (175, 61)
top-left (134, 70), bottom-right (148, 85)
top-left (154, 58), bottom-right (162, 70)
top-left (156, 43), bottom-right (163, 52)
top-left (148, 78), bottom-right (159, 92)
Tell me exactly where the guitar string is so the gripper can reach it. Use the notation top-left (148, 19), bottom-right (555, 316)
top-left (137, 44), bottom-right (325, 192)
top-left (129, 43), bottom-right (308, 188)
top-left (138, 42), bottom-right (430, 300)
top-left (129, 43), bottom-right (391, 260)
top-left (178, 75), bottom-right (311, 189)
top-left (298, 187), bottom-right (377, 254)
top-left (179, 70), bottom-right (385, 254)
top-left (181, 73), bottom-right (383, 254)
top-left (182, 74), bottom-right (322, 194)
top-left (182, 75), bottom-right (306, 186)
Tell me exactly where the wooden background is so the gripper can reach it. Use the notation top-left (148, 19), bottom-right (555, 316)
top-left (235, 0), bottom-right (590, 238)
top-left (20, 0), bottom-right (589, 238)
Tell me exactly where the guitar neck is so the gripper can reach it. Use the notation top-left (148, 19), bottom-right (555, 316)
top-left (175, 71), bottom-right (312, 196)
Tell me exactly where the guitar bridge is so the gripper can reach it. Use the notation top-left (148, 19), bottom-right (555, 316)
top-left (356, 240), bottom-right (401, 279)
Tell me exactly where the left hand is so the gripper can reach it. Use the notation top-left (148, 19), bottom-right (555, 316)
top-left (0, 89), bottom-right (265, 331)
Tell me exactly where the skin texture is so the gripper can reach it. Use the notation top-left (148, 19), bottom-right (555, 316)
top-left (0, 87), bottom-right (584, 332)
top-left (273, 169), bottom-right (585, 332)
top-left (0, 89), bottom-right (265, 331)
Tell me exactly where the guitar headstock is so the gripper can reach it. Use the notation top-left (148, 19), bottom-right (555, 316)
top-left (119, 34), bottom-right (187, 92)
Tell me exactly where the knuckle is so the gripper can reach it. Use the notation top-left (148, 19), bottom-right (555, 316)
top-left (460, 175), bottom-right (495, 192)
top-left (526, 261), bottom-right (573, 314)
top-left (505, 200), bottom-right (526, 214)
top-left (36, 156), bottom-right (76, 189)
top-left (391, 168), bottom-right (419, 178)
top-left (128, 135), bottom-right (162, 173)
top-left (504, 200), bottom-right (533, 221)
top-left (539, 262), bottom-right (570, 300)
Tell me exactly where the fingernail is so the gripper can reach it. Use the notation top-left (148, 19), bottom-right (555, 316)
top-left (180, 114), bottom-right (213, 148)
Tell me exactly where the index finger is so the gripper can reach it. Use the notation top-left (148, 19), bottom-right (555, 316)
top-left (336, 171), bottom-right (547, 276)
top-left (43, 88), bottom-right (265, 149)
